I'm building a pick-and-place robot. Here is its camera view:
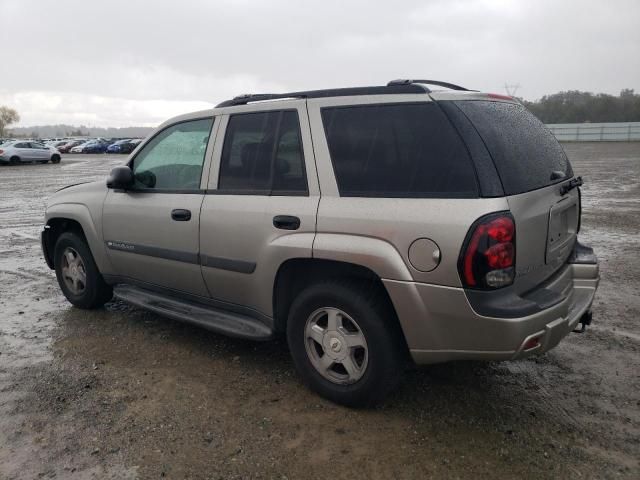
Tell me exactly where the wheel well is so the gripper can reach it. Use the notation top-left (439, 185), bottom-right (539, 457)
top-left (273, 258), bottom-right (403, 336)
top-left (44, 218), bottom-right (86, 267)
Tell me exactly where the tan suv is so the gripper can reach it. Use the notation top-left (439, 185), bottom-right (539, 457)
top-left (41, 80), bottom-right (599, 406)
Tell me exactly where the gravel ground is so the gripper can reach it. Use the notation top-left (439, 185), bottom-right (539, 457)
top-left (0, 144), bottom-right (638, 479)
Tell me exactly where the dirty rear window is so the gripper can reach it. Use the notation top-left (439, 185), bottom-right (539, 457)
top-left (454, 101), bottom-right (572, 195)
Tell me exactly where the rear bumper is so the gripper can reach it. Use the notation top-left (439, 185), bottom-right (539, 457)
top-left (384, 249), bottom-right (599, 365)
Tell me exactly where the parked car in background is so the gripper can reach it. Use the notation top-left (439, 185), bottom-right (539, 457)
top-left (0, 140), bottom-right (61, 164)
top-left (119, 138), bottom-right (142, 154)
top-left (58, 140), bottom-right (86, 153)
top-left (70, 141), bottom-right (96, 153)
top-left (83, 140), bottom-right (113, 153)
top-left (46, 140), bottom-right (70, 149)
top-left (69, 143), bottom-right (86, 153)
top-left (106, 139), bottom-right (132, 153)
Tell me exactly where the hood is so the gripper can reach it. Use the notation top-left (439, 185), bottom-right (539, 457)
top-left (55, 181), bottom-right (89, 193)
top-left (47, 180), bottom-right (107, 209)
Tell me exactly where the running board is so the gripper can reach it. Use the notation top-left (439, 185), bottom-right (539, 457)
top-left (113, 285), bottom-right (274, 340)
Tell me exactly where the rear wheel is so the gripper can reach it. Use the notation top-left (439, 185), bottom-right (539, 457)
top-left (54, 232), bottom-right (113, 309)
top-left (51, 155), bottom-right (61, 164)
top-left (9, 156), bottom-right (20, 165)
top-left (287, 280), bottom-right (405, 407)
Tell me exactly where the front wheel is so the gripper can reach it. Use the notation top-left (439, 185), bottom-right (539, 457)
top-left (51, 155), bottom-right (61, 164)
top-left (287, 280), bottom-right (406, 407)
top-left (54, 232), bottom-right (113, 309)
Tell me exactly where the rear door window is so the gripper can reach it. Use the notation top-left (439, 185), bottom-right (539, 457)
top-left (218, 110), bottom-right (308, 194)
top-left (453, 101), bottom-right (573, 195)
top-left (321, 103), bottom-right (478, 197)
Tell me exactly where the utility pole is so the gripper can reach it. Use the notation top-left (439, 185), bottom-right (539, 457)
top-left (504, 83), bottom-right (521, 97)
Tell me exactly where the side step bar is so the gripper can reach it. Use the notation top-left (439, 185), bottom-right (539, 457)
top-left (113, 285), bottom-right (274, 341)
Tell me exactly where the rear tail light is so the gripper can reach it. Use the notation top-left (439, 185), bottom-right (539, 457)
top-left (458, 212), bottom-right (516, 289)
top-left (0, 149), bottom-right (3, 154)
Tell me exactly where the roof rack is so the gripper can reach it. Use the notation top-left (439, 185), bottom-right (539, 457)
top-left (215, 84), bottom-right (428, 108)
top-left (387, 79), bottom-right (469, 91)
top-left (215, 79), bottom-right (468, 108)
top-left (216, 93), bottom-right (306, 108)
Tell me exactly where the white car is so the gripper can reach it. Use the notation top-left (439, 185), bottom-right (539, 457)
top-left (0, 141), bottom-right (62, 164)
top-left (70, 141), bottom-right (93, 153)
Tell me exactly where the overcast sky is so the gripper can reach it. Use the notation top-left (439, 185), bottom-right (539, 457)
top-left (1, 0), bottom-right (638, 128)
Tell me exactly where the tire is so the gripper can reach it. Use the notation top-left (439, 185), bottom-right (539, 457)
top-left (287, 279), bottom-right (406, 407)
top-left (9, 156), bottom-right (20, 165)
top-left (51, 155), bottom-right (61, 164)
top-left (54, 232), bottom-right (113, 309)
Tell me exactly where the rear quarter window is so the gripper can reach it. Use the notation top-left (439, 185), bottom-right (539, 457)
top-left (453, 101), bottom-right (573, 195)
top-left (321, 103), bottom-right (478, 198)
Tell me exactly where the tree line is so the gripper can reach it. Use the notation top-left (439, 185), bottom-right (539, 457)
top-left (522, 89), bottom-right (640, 124)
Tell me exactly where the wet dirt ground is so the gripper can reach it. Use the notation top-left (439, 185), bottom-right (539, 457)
top-left (0, 143), bottom-right (638, 479)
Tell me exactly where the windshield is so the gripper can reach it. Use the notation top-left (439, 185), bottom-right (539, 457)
top-left (453, 100), bottom-right (573, 195)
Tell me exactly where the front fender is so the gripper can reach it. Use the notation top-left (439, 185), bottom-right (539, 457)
top-left (45, 203), bottom-right (113, 275)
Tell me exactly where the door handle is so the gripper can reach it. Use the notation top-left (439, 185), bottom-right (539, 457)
top-left (171, 209), bottom-right (192, 221)
top-left (273, 215), bottom-right (300, 230)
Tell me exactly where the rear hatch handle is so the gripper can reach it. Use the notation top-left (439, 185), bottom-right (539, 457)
top-left (560, 176), bottom-right (583, 195)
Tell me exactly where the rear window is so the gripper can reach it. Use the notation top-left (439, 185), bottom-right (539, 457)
top-left (454, 101), bottom-right (572, 195)
top-left (321, 103), bottom-right (478, 197)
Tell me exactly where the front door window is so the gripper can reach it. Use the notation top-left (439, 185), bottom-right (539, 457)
top-left (132, 118), bottom-right (214, 191)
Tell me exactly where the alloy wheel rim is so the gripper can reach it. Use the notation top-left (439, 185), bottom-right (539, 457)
top-left (304, 307), bottom-right (369, 385)
top-left (61, 247), bottom-right (87, 295)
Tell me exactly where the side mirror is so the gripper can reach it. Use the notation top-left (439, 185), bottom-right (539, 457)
top-left (106, 166), bottom-right (134, 189)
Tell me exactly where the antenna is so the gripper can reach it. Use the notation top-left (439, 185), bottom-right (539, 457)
top-left (504, 82), bottom-right (521, 97)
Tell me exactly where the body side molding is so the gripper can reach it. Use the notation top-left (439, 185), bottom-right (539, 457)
top-left (105, 240), bottom-right (256, 274)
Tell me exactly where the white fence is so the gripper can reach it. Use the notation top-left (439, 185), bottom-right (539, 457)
top-left (546, 122), bottom-right (640, 142)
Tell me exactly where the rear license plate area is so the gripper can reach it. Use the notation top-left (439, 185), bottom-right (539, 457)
top-left (546, 199), bottom-right (578, 265)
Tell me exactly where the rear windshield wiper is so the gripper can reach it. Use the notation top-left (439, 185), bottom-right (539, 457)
top-left (560, 176), bottom-right (583, 195)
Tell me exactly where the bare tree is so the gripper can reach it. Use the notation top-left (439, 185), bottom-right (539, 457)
top-left (0, 106), bottom-right (20, 137)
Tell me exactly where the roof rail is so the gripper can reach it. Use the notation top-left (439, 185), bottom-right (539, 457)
top-left (216, 93), bottom-right (307, 108)
top-left (387, 79), bottom-right (469, 91)
top-left (215, 84), bottom-right (428, 108)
